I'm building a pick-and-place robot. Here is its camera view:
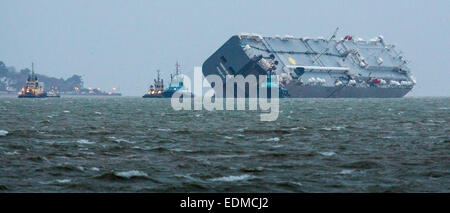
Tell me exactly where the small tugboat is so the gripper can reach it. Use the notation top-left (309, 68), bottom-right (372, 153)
top-left (260, 70), bottom-right (290, 98)
top-left (47, 86), bottom-right (61, 98)
top-left (162, 62), bottom-right (194, 98)
top-left (143, 62), bottom-right (194, 98)
top-left (142, 70), bottom-right (164, 98)
top-left (18, 63), bottom-right (48, 98)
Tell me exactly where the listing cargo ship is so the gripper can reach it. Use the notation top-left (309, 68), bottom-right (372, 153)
top-left (202, 29), bottom-right (416, 98)
top-left (18, 63), bottom-right (54, 98)
top-left (143, 62), bottom-right (193, 98)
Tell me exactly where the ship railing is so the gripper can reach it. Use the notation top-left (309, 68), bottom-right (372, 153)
top-left (285, 65), bottom-right (349, 73)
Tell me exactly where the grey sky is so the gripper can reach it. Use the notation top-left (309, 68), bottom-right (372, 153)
top-left (1, 0), bottom-right (449, 96)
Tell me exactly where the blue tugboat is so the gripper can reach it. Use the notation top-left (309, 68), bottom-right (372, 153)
top-left (143, 62), bottom-right (193, 98)
top-left (260, 70), bottom-right (290, 98)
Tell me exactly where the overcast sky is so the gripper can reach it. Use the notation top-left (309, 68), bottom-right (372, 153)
top-left (1, 0), bottom-right (448, 96)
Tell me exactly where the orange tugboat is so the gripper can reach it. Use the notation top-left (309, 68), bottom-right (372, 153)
top-left (18, 63), bottom-right (56, 98)
top-left (142, 70), bottom-right (164, 98)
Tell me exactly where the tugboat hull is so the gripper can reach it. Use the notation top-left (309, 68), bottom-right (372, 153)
top-left (142, 90), bottom-right (194, 98)
top-left (18, 93), bottom-right (48, 98)
top-left (142, 94), bottom-right (164, 98)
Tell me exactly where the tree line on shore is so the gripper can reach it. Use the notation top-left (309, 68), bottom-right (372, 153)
top-left (0, 61), bottom-right (83, 92)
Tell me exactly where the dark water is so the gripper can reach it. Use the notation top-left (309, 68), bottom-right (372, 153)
top-left (0, 97), bottom-right (449, 192)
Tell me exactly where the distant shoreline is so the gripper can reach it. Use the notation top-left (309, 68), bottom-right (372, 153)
top-left (0, 93), bottom-right (122, 97)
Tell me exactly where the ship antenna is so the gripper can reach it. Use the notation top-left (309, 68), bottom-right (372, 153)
top-left (176, 62), bottom-right (180, 75)
top-left (328, 27), bottom-right (339, 41)
top-left (313, 27), bottom-right (339, 64)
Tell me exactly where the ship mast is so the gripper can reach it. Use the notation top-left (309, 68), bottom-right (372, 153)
top-left (31, 62), bottom-right (37, 82)
top-left (176, 62), bottom-right (180, 75)
top-left (157, 69), bottom-right (160, 82)
top-left (31, 62), bottom-right (35, 81)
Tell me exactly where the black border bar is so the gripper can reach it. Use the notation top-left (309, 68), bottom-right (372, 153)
top-left (0, 193), bottom-right (447, 211)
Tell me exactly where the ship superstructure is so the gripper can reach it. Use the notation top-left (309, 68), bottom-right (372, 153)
top-left (18, 63), bottom-right (48, 98)
top-left (164, 62), bottom-right (188, 95)
top-left (143, 70), bottom-right (164, 98)
top-left (202, 29), bottom-right (416, 98)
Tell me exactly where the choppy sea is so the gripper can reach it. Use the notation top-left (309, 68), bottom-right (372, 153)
top-left (0, 97), bottom-right (448, 192)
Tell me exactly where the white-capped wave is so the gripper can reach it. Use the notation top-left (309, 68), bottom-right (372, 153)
top-left (90, 167), bottom-right (100, 171)
top-left (76, 139), bottom-right (96, 145)
top-left (40, 179), bottom-right (72, 185)
top-left (266, 137), bottom-right (280, 142)
top-left (108, 136), bottom-right (134, 144)
top-left (4, 150), bottom-right (19, 155)
top-left (210, 174), bottom-right (254, 182)
top-left (321, 126), bottom-right (346, 131)
top-left (0, 130), bottom-right (8, 137)
top-left (82, 152), bottom-right (95, 155)
top-left (320, 151), bottom-right (336, 156)
top-left (63, 110), bottom-right (70, 113)
top-left (170, 148), bottom-right (194, 153)
top-left (339, 169), bottom-right (354, 175)
top-left (292, 182), bottom-right (303, 186)
top-left (290, 127), bottom-right (306, 131)
top-left (56, 179), bottom-right (72, 184)
top-left (115, 170), bottom-right (149, 179)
